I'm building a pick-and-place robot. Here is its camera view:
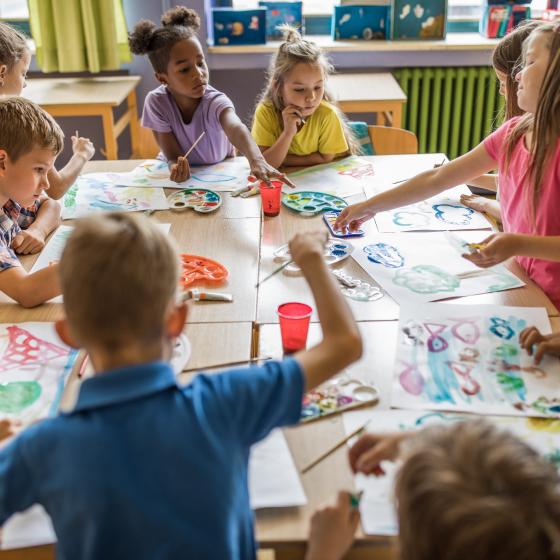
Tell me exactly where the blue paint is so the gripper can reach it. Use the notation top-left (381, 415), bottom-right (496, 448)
top-left (364, 243), bottom-right (404, 268)
top-left (433, 204), bottom-right (474, 225)
top-left (489, 317), bottom-right (515, 340)
top-left (191, 173), bottom-right (236, 183)
top-left (331, 249), bottom-right (346, 257)
top-left (393, 211), bottom-right (430, 228)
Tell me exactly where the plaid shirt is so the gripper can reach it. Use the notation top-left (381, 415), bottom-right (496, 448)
top-left (18, 199), bottom-right (40, 230)
top-left (0, 200), bottom-right (23, 271)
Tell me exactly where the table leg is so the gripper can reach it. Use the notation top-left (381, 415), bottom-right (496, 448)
top-left (391, 104), bottom-right (403, 129)
top-left (127, 90), bottom-right (141, 159)
top-left (101, 106), bottom-right (118, 160)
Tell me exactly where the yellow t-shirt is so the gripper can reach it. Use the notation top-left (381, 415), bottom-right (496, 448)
top-left (251, 100), bottom-right (349, 156)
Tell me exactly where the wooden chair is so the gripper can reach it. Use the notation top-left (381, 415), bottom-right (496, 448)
top-left (368, 125), bottom-right (418, 155)
top-left (131, 124), bottom-right (160, 159)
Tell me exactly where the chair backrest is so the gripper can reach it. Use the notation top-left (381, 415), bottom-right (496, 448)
top-left (132, 125), bottom-right (160, 159)
top-left (368, 125), bottom-right (418, 155)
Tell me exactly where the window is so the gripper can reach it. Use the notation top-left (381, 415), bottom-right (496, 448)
top-left (0, 0), bottom-right (29, 19)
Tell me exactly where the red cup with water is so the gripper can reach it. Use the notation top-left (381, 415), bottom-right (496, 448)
top-left (277, 302), bottom-right (312, 354)
top-left (259, 180), bottom-right (283, 217)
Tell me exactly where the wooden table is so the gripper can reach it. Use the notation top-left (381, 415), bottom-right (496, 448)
top-left (329, 73), bottom-right (407, 127)
top-left (2, 154), bottom-right (557, 559)
top-left (24, 77), bottom-right (141, 160)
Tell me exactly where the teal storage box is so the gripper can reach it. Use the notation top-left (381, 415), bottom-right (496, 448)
top-left (391, 0), bottom-right (447, 39)
top-left (332, 5), bottom-right (390, 40)
top-left (212, 8), bottom-right (267, 45)
top-left (259, 1), bottom-right (303, 39)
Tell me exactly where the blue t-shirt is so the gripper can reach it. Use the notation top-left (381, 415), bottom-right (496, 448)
top-left (0, 359), bottom-right (304, 560)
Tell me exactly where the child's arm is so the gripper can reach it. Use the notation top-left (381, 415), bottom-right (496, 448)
top-left (290, 231), bottom-right (362, 391)
top-left (0, 265), bottom-right (60, 308)
top-left (12, 198), bottom-right (61, 255)
top-left (460, 194), bottom-right (502, 223)
top-left (467, 173), bottom-right (498, 192)
top-left (282, 152), bottom-right (340, 167)
top-left (152, 130), bottom-right (191, 183)
top-left (219, 108), bottom-right (293, 186)
top-left (335, 142), bottom-right (497, 231)
top-left (305, 491), bottom-right (360, 560)
top-left (46, 136), bottom-right (95, 199)
top-left (348, 431), bottom-right (411, 475)
top-left (258, 104), bottom-right (302, 169)
top-left (463, 233), bottom-right (560, 268)
top-left (519, 326), bottom-right (560, 364)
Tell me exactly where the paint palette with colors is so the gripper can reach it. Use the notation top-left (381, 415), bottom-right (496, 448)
top-left (167, 188), bottom-right (222, 213)
top-left (282, 191), bottom-right (348, 216)
top-left (273, 239), bottom-right (354, 274)
top-left (180, 254), bottom-right (229, 288)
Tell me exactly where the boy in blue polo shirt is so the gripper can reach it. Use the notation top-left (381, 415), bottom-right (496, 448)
top-left (0, 213), bottom-right (362, 559)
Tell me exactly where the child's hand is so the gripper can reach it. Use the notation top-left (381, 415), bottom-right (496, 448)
top-left (305, 491), bottom-right (360, 560)
top-left (72, 135), bottom-right (95, 162)
top-left (248, 159), bottom-right (295, 188)
top-left (282, 105), bottom-right (305, 136)
top-left (460, 193), bottom-right (492, 214)
top-left (289, 231), bottom-right (328, 270)
top-left (334, 201), bottom-right (376, 232)
top-left (169, 157), bottom-right (190, 183)
top-left (0, 418), bottom-right (22, 443)
top-left (348, 432), bottom-right (407, 476)
top-left (11, 229), bottom-right (46, 255)
top-left (462, 232), bottom-right (518, 268)
top-left (519, 326), bottom-right (560, 364)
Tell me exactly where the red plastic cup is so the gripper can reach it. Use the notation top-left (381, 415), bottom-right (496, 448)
top-left (277, 302), bottom-right (312, 354)
top-left (259, 180), bottom-right (283, 217)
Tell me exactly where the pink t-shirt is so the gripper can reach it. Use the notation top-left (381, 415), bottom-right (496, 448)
top-left (142, 85), bottom-right (235, 165)
top-left (484, 117), bottom-right (560, 309)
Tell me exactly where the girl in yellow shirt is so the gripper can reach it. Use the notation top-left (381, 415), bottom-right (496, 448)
top-left (251, 26), bottom-right (358, 168)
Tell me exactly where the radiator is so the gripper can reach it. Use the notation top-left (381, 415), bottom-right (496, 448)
top-left (393, 67), bottom-right (505, 159)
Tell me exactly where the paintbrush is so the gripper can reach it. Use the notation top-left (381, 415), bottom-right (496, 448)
top-left (301, 420), bottom-right (371, 474)
top-left (181, 356), bottom-right (271, 373)
top-left (183, 130), bottom-right (206, 159)
top-left (255, 259), bottom-right (293, 288)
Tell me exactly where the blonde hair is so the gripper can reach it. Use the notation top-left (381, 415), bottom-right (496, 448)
top-left (256, 26), bottom-right (359, 154)
top-left (396, 419), bottom-right (560, 560)
top-left (0, 97), bottom-right (63, 162)
top-left (504, 22), bottom-right (560, 224)
top-left (0, 22), bottom-right (29, 71)
top-left (59, 213), bottom-right (180, 351)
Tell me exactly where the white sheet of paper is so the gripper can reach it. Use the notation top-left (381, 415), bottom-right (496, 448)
top-left (393, 303), bottom-right (560, 417)
top-left (286, 156), bottom-right (374, 198)
top-left (374, 185), bottom-right (491, 232)
top-left (249, 429), bottom-right (307, 509)
top-left (351, 231), bottom-right (524, 304)
top-left (1, 505), bottom-right (55, 550)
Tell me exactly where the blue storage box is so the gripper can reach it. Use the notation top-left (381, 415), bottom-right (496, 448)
top-left (332, 5), bottom-right (390, 40)
top-left (259, 1), bottom-right (303, 39)
top-left (212, 8), bottom-right (267, 45)
top-left (391, 0), bottom-right (446, 39)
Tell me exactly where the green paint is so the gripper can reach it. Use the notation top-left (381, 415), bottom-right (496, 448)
top-left (497, 372), bottom-right (524, 393)
top-left (488, 273), bottom-right (519, 292)
top-left (393, 265), bottom-right (460, 294)
top-left (64, 184), bottom-right (78, 208)
top-left (0, 382), bottom-right (41, 413)
top-left (546, 449), bottom-right (560, 469)
top-left (494, 344), bottom-right (518, 358)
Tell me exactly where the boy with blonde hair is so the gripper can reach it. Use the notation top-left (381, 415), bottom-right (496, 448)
top-left (0, 213), bottom-right (362, 560)
top-left (307, 420), bottom-right (560, 560)
top-left (0, 96), bottom-right (63, 306)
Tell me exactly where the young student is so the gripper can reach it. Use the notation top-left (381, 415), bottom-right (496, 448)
top-left (129, 7), bottom-right (289, 186)
top-left (461, 20), bottom-right (540, 221)
top-left (0, 22), bottom-right (95, 253)
top-left (0, 97), bottom-right (62, 307)
top-left (251, 26), bottom-right (358, 168)
top-left (0, 213), bottom-right (362, 559)
top-left (335, 22), bottom-right (560, 310)
top-left (305, 419), bottom-right (560, 560)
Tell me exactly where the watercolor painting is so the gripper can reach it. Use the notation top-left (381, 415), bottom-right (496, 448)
top-left (286, 155), bottom-right (374, 198)
top-left (374, 186), bottom-right (491, 232)
top-left (392, 303), bottom-right (560, 417)
top-left (0, 323), bottom-right (79, 423)
top-left (351, 232), bottom-right (524, 304)
top-left (61, 175), bottom-right (168, 219)
top-left (342, 407), bottom-right (560, 536)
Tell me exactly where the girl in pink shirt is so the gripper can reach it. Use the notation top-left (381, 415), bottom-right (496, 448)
top-left (336, 22), bottom-right (560, 310)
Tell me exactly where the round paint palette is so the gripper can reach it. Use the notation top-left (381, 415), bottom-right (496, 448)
top-left (180, 254), bottom-right (228, 288)
top-left (167, 188), bottom-right (222, 213)
top-left (282, 191), bottom-right (348, 216)
top-left (273, 239), bottom-right (353, 273)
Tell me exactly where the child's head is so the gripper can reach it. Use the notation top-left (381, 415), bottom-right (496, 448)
top-left (395, 419), bottom-right (560, 560)
top-left (0, 97), bottom-right (63, 207)
top-left (492, 20), bottom-right (540, 120)
top-left (128, 7), bottom-right (207, 100)
top-left (0, 22), bottom-right (31, 96)
top-left (58, 213), bottom-right (185, 363)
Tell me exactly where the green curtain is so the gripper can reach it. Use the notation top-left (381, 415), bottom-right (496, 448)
top-left (28, 0), bottom-right (131, 73)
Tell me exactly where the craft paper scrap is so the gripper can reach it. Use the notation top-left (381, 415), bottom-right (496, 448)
top-left (286, 155), bottom-right (374, 198)
top-left (351, 231), bottom-right (524, 304)
top-left (374, 186), bottom-right (491, 232)
top-left (0, 322), bottom-right (79, 423)
top-left (342, 407), bottom-right (560, 536)
top-left (1, 505), bottom-right (56, 550)
top-left (249, 429), bottom-right (307, 509)
top-left (62, 175), bottom-right (168, 219)
top-left (393, 303), bottom-right (560, 417)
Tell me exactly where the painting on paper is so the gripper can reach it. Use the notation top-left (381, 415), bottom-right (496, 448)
top-left (351, 231), bottom-right (524, 304)
top-left (392, 303), bottom-right (560, 417)
top-left (0, 323), bottom-right (79, 423)
top-left (61, 175), bottom-right (168, 219)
